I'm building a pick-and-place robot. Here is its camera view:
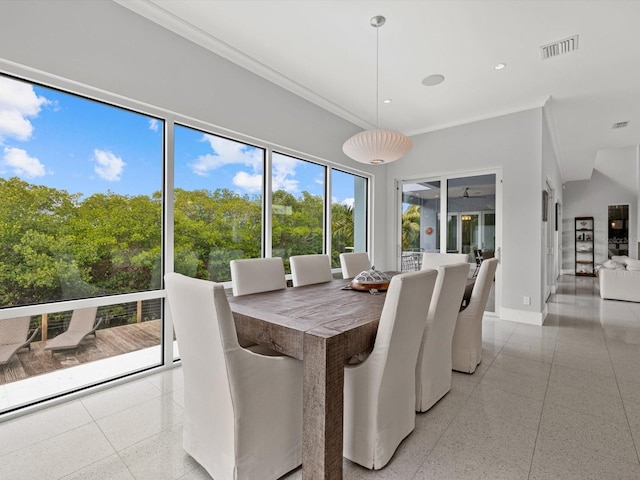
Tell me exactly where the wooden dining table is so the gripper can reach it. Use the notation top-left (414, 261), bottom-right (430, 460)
top-left (227, 278), bottom-right (388, 480)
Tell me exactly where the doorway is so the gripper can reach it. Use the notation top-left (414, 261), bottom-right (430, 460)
top-left (399, 171), bottom-right (500, 315)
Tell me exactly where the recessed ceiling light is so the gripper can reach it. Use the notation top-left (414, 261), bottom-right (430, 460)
top-left (383, 98), bottom-right (392, 104)
top-left (421, 74), bottom-right (445, 87)
top-left (494, 63), bottom-right (506, 70)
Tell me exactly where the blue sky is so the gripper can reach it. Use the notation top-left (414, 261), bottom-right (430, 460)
top-left (0, 75), bottom-right (356, 206)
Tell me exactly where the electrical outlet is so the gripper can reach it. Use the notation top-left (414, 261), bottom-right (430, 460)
top-left (523, 296), bottom-right (531, 306)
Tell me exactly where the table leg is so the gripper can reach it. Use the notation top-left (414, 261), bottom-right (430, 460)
top-left (302, 329), bottom-right (345, 480)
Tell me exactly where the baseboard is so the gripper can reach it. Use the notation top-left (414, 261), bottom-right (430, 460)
top-left (499, 306), bottom-right (547, 326)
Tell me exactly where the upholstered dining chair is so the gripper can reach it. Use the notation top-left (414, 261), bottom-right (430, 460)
top-left (421, 252), bottom-right (470, 271)
top-left (164, 273), bottom-right (303, 480)
top-left (452, 257), bottom-right (499, 373)
top-left (290, 253), bottom-right (332, 287)
top-left (415, 262), bottom-right (470, 412)
top-left (230, 257), bottom-right (287, 296)
top-left (339, 252), bottom-right (371, 279)
top-left (343, 269), bottom-right (437, 470)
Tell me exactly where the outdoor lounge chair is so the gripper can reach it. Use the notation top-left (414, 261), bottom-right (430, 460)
top-left (0, 316), bottom-right (39, 365)
top-left (45, 307), bottom-right (102, 352)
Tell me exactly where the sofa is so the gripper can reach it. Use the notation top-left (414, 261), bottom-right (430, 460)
top-left (598, 255), bottom-right (640, 302)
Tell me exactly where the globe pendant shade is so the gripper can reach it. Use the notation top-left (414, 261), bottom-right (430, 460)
top-left (342, 128), bottom-right (413, 164)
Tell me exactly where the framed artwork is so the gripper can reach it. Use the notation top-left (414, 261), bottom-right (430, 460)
top-left (542, 190), bottom-right (549, 222)
top-left (555, 202), bottom-right (561, 231)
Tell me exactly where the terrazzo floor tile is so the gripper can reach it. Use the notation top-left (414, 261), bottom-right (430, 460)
top-left (59, 453), bottom-right (136, 480)
top-left (118, 424), bottom-right (199, 480)
top-left (530, 404), bottom-right (639, 480)
top-left (96, 393), bottom-right (184, 451)
top-left (81, 378), bottom-right (163, 420)
top-left (0, 422), bottom-right (115, 479)
top-left (0, 399), bottom-right (93, 457)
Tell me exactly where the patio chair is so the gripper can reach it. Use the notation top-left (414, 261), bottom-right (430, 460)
top-left (0, 316), bottom-right (39, 365)
top-left (44, 307), bottom-right (102, 352)
top-left (165, 272), bottom-right (303, 480)
top-left (339, 252), bottom-right (371, 278)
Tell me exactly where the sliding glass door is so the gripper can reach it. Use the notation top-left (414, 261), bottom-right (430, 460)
top-left (400, 172), bottom-right (499, 314)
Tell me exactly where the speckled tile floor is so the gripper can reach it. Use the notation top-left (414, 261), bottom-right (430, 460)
top-left (1, 275), bottom-right (639, 479)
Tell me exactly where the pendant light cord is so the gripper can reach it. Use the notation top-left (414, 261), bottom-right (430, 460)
top-left (375, 23), bottom-right (379, 129)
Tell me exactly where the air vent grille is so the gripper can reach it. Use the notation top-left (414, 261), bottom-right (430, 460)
top-left (541, 35), bottom-right (579, 59)
top-left (612, 121), bottom-right (630, 129)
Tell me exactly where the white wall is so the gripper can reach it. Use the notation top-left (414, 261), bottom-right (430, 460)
top-left (541, 103), bottom-right (564, 303)
top-left (0, 0), bottom-right (390, 266)
top-left (387, 108), bottom-right (546, 324)
top-left (563, 147), bottom-right (639, 269)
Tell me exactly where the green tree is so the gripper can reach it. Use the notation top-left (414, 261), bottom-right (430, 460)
top-left (402, 205), bottom-right (421, 251)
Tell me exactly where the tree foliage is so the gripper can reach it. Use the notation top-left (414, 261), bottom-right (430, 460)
top-left (0, 178), bottom-right (354, 307)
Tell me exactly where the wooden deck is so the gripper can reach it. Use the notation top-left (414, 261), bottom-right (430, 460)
top-left (0, 320), bottom-right (161, 385)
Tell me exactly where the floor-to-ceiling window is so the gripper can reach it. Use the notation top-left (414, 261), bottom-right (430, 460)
top-left (0, 74), bottom-right (164, 413)
top-left (0, 72), bottom-right (371, 415)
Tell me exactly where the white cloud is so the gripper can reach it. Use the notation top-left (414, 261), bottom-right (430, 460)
top-left (341, 197), bottom-right (355, 208)
top-left (272, 154), bottom-right (299, 193)
top-left (190, 134), bottom-right (262, 176)
top-left (3, 147), bottom-right (46, 178)
top-left (0, 76), bottom-right (49, 144)
top-left (149, 119), bottom-right (159, 132)
top-left (233, 171), bottom-right (262, 192)
top-left (92, 149), bottom-right (125, 181)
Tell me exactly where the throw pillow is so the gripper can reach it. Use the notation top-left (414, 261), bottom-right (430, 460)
top-left (625, 259), bottom-right (640, 271)
top-left (602, 259), bottom-right (623, 269)
top-left (612, 255), bottom-right (629, 264)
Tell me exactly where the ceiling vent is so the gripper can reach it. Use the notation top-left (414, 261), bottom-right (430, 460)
top-left (541, 35), bottom-right (579, 59)
top-left (612, 121), bottom-right (630, 129)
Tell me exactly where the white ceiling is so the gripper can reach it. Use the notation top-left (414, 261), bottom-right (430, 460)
top-left (117, 0), bottom-right (640, 182)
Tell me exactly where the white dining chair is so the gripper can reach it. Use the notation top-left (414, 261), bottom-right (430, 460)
top-left (339, 252), bottom-right (371, 278)
top-left (290, 254), bottom-right (332, 287)
top-left (415, 262), bottom-right (470, 412)
top-left (343, 269), bottom-right (437, 470)
top-left (164, 273), bottom-right (303, 480)
top-left (421, 252), bottom-right (470, 271)
top-left (230, 257), bottom-right (287, 296)
top-left (452, 258), bottom-right (498, 373)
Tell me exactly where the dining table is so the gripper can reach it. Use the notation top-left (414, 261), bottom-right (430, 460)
top-left (227, 277), bottom-right (388, 480)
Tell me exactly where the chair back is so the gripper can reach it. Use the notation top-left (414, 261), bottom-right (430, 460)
top-left (68, 307), bottom-right (98, 332)
top-left (452, 257), bottom-right (498, 373)
top-left (339, 252), bottom-right (370, 278)
top-left (290, 254), bottom-right (332, 287)
top-left (230, 257), bottom-right (287, 296)
top-left (370, 270), bottom-right (437, 420)
top-left (164, 273), bottom-right (236, 467)
top-left (421, 252), bottom-right (470, 271)
top-left (415, 263), bottom-right (469, 411)
top-left (0, 317), bottom-right (30, 345)
top-left (464, 257), bottom-right (497, 319)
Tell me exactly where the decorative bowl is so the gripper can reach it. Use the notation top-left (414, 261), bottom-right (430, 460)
top-left (350, 268), bottom-right (391, 292)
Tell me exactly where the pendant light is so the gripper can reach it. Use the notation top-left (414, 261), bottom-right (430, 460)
top-left (342, 15), bottom-right (413, 165)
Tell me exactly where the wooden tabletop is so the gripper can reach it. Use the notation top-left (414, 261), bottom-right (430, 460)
top-left (228, 278), bottom-right (388, 360)
top-left (227, 278), bottom-right (389, 480)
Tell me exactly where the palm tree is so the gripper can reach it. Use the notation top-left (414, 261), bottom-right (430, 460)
top-left (402, 205), bottom-right (421, 250)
